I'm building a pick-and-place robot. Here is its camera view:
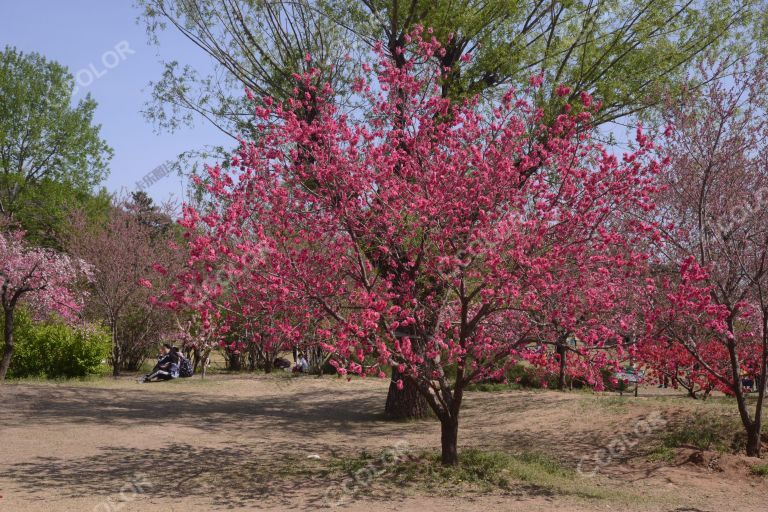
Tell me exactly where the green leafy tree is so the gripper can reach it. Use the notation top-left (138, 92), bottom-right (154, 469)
top-left (344, 0), bottom-right (762, 122)
top-left (139, 0), bottom-right (762, 134)
top-left (0, 46), bottom-right (112, 244)
top-left (15, 179), bottom-right (112, 248)
top-left (137, 0), bottom-right (358, 157)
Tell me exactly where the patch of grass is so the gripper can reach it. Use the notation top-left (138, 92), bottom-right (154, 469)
top-left (332, 447), bottom-right (629, 502)
top-left (6, 373), bottom-right (112, 384)
top-left (659, 415), bottom-right (739, 453)
top-left (465, 382), bottom-right (523, 392)
top-left (750, 463), bottom-right (768, 476)
top-left (578, 395), bottom-right (631, 414)
top-left (334, 449), bottom-right (378, 473)
top-left (648, 445), bottom-right (676, 463)
top-left (446, 449), bottom-right (570, 489)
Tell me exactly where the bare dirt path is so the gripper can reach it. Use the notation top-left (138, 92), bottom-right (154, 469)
top-left (1, 375), bottom-right (766, 511)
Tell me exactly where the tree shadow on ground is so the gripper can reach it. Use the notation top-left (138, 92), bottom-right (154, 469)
top-left (0, 384), bottom-right (404, 440)
top-left (0, 382), bottom-right (692, 509)
top-left (3, 442), bottom-right (345, 509)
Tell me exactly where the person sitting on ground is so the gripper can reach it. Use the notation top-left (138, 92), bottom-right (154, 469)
top-left (177, 349), bottom-right (194, 378)
top-left (292, 353), bottom-right (309, 373)
top-left (141, 343), bottom-right (171, 380)
top-left (273, 356), bottom-right (291, 370)
top-left (142, 344), bottom-right (180, 382)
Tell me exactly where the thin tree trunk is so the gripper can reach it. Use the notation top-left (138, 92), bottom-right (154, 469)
top-left (557, 344), bottom-right (567, 391)
top-left (726, 331), bottom-right (760, 457)
top-left (746, 423), bottom-right (762, 457)
top-left (193, 347), bottom-right (201, 372)
top-left (748, 316), bottom-right (768, 458)
top-left (0, 307), bottom-right (15, 381)
top-left (440, 416), bottom-right (459, 466)
top-left (200, 348), bottom-right (210, 379)
top-left (111, 321), bottom-right (121, 377)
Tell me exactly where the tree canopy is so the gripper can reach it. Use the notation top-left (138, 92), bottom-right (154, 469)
top-left (139, 0), bottom-right (763, 139)
top-left (0, 46), bottom-right (112, 244)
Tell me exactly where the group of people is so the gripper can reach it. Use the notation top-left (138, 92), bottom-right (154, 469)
top-left (140, 343), bottom-right (193, 383)
top-left (141, 344), bottom-right (311, 383)
top-left (273, 352), bottom-right (309, 373)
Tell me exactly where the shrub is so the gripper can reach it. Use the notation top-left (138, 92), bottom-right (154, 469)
top-left (4, 311), bottom-right (110, 378)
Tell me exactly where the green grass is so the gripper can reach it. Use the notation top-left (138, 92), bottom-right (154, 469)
top-left (577, 395), bottom-right (632, 415)
top-left (750, 463), bottom-right (768, 476)
top-left (648, 445), bottom-right (676, 462)
top-left (659, 415), bottom-right (738, 452)
top-left (465, 382), bottom-right (524, 392)
top-left (423, 449), bottom-right (571, 490)
top-left (330, 447), bottom-right (628, 502)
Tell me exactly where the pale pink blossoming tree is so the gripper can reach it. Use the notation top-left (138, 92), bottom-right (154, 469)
top-left (644, 57), bottom-right (768, 457)
top-left (0, 230), bottom-right (90, 380)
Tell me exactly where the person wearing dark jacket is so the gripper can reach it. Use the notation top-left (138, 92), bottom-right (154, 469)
top-left (141, 344), bottom-right (180, 382)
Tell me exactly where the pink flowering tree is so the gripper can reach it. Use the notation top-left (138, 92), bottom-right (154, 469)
top-left (644, 57), bottom-right (768, 457)
top-left (637, 329), bottom-right (718, 399)
top-left (67, 197), bottom-right (183, 376)
top-left (171, 33), bottom-right (663, 465)
top-left (172, 316), bottom-right (217, 378)
top-left (0, 230), bottom-right (89, 380)
top-left (513, 253), bottom-right (653, 390)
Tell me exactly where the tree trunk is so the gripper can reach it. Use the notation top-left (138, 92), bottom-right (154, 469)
top-left (385, 323), bottom-right (432, 419)
top-left (192, 348), bottom-right (201, 372)
top-left (111, 324), bottom-right (121, 378)
top-left (0, 307), bottom-right (15, 381)
top-left (726, 331), bottom-right (763, 458)
top-left (746, 423), bottom-right (762, 457)
top-left (385, 369), bottom-right (430, 420)
top-left (440, 417), bottom-right (459, 466)
top-left (227, 350), bottom-right (242, 371)
top-left (557, 345), bottom-right (567, 391)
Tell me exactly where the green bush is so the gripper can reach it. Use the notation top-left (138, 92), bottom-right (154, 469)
top-left (2, 310), bottom-right (110, 378)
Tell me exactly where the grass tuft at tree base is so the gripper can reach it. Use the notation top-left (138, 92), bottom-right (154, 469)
top-left (331, 447), bottom-right (628, 501)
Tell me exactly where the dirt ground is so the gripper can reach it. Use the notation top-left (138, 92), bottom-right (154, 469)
top-left (1, 374), bottom-right (767, 512)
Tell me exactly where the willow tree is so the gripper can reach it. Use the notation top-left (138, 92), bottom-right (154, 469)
top-left (138, 0), bottom-right (359, 141)
top-left (138, 0), bottom-right (762, 418)
top-left (342, 0), bottom-right (760, 119)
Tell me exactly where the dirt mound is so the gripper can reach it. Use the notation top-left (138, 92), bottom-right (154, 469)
top-left (675, 447), bottom-right (756, 477)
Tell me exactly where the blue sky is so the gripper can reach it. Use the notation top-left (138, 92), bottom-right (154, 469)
top-left (1, 0), bottom-right (234, 203)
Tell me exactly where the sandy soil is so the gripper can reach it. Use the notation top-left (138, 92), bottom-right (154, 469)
top-left (1, 375), bottom-right (766, 512)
